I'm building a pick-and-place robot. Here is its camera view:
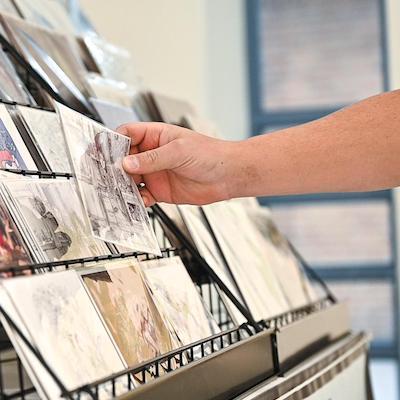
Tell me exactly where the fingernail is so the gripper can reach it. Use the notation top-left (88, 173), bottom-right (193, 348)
top-left (123, 156), bottom-right (139, 171)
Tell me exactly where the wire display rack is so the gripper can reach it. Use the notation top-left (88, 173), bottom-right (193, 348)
top-left (0, 32), bottom-right (347, 400)
top-left (0, 190), bottom-right (339, 399)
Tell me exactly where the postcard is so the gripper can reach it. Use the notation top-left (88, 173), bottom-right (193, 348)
top-left (0, 49), bottom-right (34, 105)
top-left (0, 104), bottom-right (36, 170)
top-left (1, 271), bottom-right (126, 399)
top-left (245, 203), bottom-right (317, 306)
top-left (141, 256), bottom-right (217, 346)
top-left (203, 201), bottom-right (291, 320)
top-left (3, 179), bottom-right (110, 263)
top-left (56, 102), bottom-right (160, 255)
top-left (83, 259), bottom-right (173, 366)
top-left (17, 106), bottom-right (71, 173)
top-left (179, 205), bottom-right (247, 325)
top-left (0, 194), bottom-right (31, 269)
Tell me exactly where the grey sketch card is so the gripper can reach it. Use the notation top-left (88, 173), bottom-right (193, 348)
top-left (1, 271), bottom-right (126, 399)
top-left (141, 256), bottom-right (217, 346)
top-left (2, 178), bottom-right (110, 263)
top-left (56, 102), bottom-right (160, 256)
top-left (16, 106), bottom-right (71, 173)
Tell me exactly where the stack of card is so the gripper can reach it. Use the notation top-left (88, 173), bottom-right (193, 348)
top-left (0, 178), bottom-right (110, 263)
top-left (0, 255), bottom-right (219, 398)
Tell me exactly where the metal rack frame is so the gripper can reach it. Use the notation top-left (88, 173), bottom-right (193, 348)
top-left (0, 30), bottom-right (348, 400)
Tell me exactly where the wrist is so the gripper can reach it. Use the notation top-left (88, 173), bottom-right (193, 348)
top-left (220, 138), bottom-right (259, 200)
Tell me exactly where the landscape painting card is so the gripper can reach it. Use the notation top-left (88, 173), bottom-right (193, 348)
top-left (0, 104), bottom-right (36, 170)
top-left (179, 205), bottom-right (247, 325)
top-left (56, 102), bottom-right (160, 256)
top-left (82, 259), bottom-right (174, 367)
top-left (2, 178), bottom-right (110, 263)
top-left (140, 256), bottom-right (218, 346)
top-left (203, 201), bottom-right (291, 321)
top-left (17, 106), bottom-right (71, 173)
top-left (1, 270), bottom-right (127, 399)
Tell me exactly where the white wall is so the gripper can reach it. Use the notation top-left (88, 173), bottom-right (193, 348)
top-left (79, 0), bottom-right (250, 140)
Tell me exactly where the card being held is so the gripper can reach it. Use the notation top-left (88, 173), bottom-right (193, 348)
top-left (56, 102), bottom-right (160, 256)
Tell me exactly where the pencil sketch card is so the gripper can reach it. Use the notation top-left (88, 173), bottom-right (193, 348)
top-left (140, 256), bottom-right (218, 346)
top-left (16, 106), bottom-right (71, 173)
top-left (203, 201), bottom-right (290, 320)
top-left (0, 192), bottom-right (31, 269)
top-left (2, 179), bottom-right (110, 263)
top-left (82, 259), bottom-right (173, 367)
top-left (56, 102), bottom-right (160, 256)
top-left (1, 271), bottom-right (127, 399)
top-left (0, 104), bottom-right (36, 170)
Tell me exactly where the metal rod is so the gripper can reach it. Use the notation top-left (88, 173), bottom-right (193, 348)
top-left (0, 247), bottom-right (178, 275)
top-left (287, 241), bottom-right (337, 303)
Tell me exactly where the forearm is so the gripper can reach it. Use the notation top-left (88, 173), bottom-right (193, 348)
top-left (230, 90), bottom-right (400, 198)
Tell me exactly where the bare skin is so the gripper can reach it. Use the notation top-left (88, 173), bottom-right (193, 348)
top-left (118, 90), bottom-right (400, 207)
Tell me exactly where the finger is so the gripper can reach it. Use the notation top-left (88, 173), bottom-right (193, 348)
top-left (117, 122), bottom-right (168, 149)
top-left (131, 174), bottom-right (142, 185)
top-left (139, 187), bottom-right (157, 207)
top-left (123, 142), bottom-right (181, 175)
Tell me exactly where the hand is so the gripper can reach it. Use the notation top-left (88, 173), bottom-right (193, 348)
top-left (118, 122), bottom-right (238, 206)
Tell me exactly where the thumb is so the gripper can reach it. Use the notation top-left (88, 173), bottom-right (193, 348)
top-left (123, 142), bottom-right (180, 175)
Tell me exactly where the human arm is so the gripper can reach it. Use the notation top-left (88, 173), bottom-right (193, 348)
top-left (119, 90), bottom-right (400, 206)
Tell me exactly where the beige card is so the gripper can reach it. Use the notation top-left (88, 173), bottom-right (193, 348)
top-left (83, 259), bottom-right (174, 367)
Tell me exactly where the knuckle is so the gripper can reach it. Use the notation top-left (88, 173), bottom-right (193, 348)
top-left (146, 150), bottom-right (159, 164)
top-left (172, 138), bottom-right (186, 152)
